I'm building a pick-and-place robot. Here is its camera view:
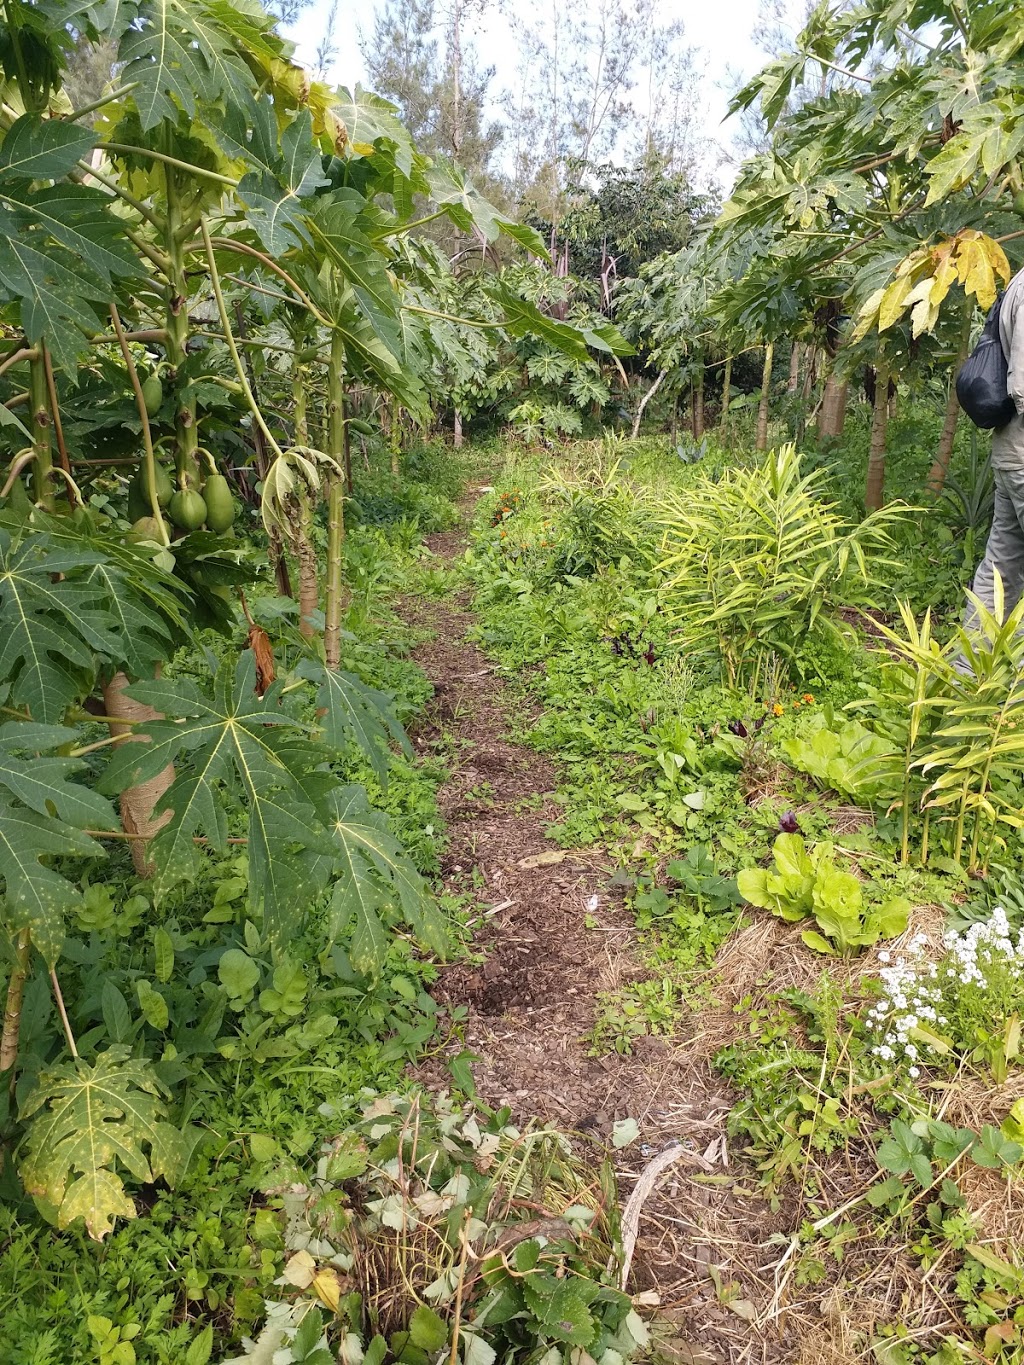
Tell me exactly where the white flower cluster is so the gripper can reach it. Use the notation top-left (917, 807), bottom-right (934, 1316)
top-left (864, 909), bottom-right (1024, 1081)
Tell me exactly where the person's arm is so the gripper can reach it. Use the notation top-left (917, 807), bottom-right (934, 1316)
top-left (1006, 287), bottom-right (1024, 416)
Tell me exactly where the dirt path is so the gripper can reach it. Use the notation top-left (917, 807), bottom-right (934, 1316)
top-left (397, 513), bottom-right (790, 1365)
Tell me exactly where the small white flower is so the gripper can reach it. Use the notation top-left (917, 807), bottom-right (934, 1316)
top-left (908, 1066), bottom-right (920, 1079)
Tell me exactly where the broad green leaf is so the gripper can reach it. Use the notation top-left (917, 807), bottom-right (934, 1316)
top-left (333, 85), bottom-right (415, 177)
top-left (0, 721), bottom-right (116, 829)
top-left (100, 656), bottom-right (338, 940)
top-left (237, 110), bottom-right (329, 256)
top-left (0, 115), bottom-right (96, 181)
top-left (19, 1046), bottom-right (192, 1239)
top-left (297, 657), bottom-right (410, 785)
top-left (118, 0), bottom-right (258, 131)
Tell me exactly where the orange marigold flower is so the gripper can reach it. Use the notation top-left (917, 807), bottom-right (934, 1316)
top-left (802, 693), bottom-right (815, 704)
top-left (772, 703), bottom-right (785, 717)
top-left (793, 701), bottom-right (801, 709)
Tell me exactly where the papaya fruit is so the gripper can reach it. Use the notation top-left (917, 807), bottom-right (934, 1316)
top-left (141, 374), bottom-right (164, 417)
top-left (169, 488), bottom-right (207, 532)
top-left (127, 516), bottom-right (163, 544)
top-left (348, 418), bottom-right (374, 436)
top-left (127, 473), bottom-right (149, 523)
top-left (154, 463), bottom-right (173, 508)
top-left (202, 473), bottom-right (236, 532)
top-left (1014, 190), bottom-right (1024, 219)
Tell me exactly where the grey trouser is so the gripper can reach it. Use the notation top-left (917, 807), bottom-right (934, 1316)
top-left (965, 461), bottom-right (1024, 630)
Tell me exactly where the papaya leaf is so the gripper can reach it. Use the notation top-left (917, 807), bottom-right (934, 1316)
top-left (99, 655), bottom-right (338, 943)
top-left (334, 85), bottom-right (416, 177)
top-left (18, 1046), bottom-right (194, 1240)
top-left (0, 114), bottom-right (96, 181)
top-left (297, 658), bottom-right (410, 784)
top-left (117, 0), bottom-right (258, 131)
top-left (321, 784), bottom-right (448, 973)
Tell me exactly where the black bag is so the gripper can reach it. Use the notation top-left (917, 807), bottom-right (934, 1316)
top-left (956, 293), bottom-right (1017, 429)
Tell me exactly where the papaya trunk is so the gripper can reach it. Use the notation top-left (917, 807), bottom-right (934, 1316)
top-left (865, 357), bottom-right (890, 511)
top-left (297, 528), bottom-right (318, 639)
top-left (787, 343), bottom-right (802, 394)
top-left (389, 400), bottom-right (402, 478)
top-left (453, 410), bottom-right (463, 448)
top-left (324, 478), bottom-right (345, 670)
top-left (1, 928), bottom-right (31, 1081)
top-left (29, 356), bottom-right (53, 509)
top-left (103, 671), bottom-right (174, 878)
top-left (755, 342), bottom-right (774, 451)
top-left (323, 331), bottom-right (347, 658)
top-left (927, 307), bottom-right (973, 494)
top-left (692, 366), bottom-right (705, 439)
top-left (801, 345), bottom-right (817, 403)
top-left (163, 162), bottom-right (199, 490)
top-left (818, 374), bottom-right (849, 439)
top-left (720, 356), bottom-right (732, 431)
top-left (236, 303), bottom-right (291, 599)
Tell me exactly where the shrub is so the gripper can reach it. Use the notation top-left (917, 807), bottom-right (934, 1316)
top-left (657, 444), bottom-right (905, 692)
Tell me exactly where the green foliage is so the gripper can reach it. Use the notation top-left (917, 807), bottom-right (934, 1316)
top-left (658, 446), bottom-right (905, 691)
top-left (780, 710), bottom-right (897, 803)
top-left (19, 1047), bottom-right (194, 1240)
top-left (738, 832), bottom-right (910, 955)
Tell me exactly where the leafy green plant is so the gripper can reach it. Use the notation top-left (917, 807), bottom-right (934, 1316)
top-left (875, 576), bottom-right (1024, 872)
top-left (738, 832), bottom-right (910, 955)
top-left (658, 445), bottom-right (905, 691)
top-left (780, 710), bottom-right (897, 802)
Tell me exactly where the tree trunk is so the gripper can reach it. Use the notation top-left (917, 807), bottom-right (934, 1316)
top-left (865, 357), bottom-right (890, 511)
top-left (720, 356), bottom-right (732, 430)
top-left (692, 367), bottom-right (705, 439)
top-left (453, 410), bottom-right (463, 448)
top-left (631, 368), bottom-right (667, 438)
top-left (787, 343), bottom-right (802, 394)
top-left (801, 345), bottom-right (817, 403)
top-left (755, 342), bottom-right (774, 451)
top-left (324, 477), bottom-right (344, 670)
top-left (389, 399), bottom-right (402, 478)
top-left (927, 307), bottom-right (973, 494)
top-left (297, 533), bottom-right (318, 639)
top-left (103, 671), bottom-right (174, 878)
top-left (1, 928), bottom-right (30, 1080)
top-left (818, 374), bottom-right (849, 439)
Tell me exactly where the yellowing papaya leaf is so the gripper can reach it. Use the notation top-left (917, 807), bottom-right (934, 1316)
top-left (878, 276), bottom-right (914, 332)
top-left (964, 244), bottom-right (997, 310)
top-left (981, 234), bottom-right (1013, 287)
top-left (930, 257), bottom-right (959, 306)
top-left (19, 1047), bottom-right (193, 1240)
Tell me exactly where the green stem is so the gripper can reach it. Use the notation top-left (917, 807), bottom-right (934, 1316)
top-left (199, 219), bottom-right (285, 461)
top-left (324, 332), bottom-right (347, 668)
top-left (68, 83), bottom-right (141, 122)
top-left (110, 302), bottom-right (169, 542)
top-left (163, 161), bottom-right (200, 489)
top-left (28, 355), bottom-right (53, 509)
top-left (101, 143), bottom-right (238, 186)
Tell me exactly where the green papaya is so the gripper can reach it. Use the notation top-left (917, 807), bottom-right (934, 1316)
top-left (128, 466), bottom-right (173, 520)
top-left (348, 418), bottom-right (374, 437)
top-left (127, 516), bottom-right (163, 544)
top-left (141, 374), bottom-right (164, 417)
top-left (202, 473), bottom-right (236, 532)
top-left (1014, 190), bottom-right (1024, 219)
top-left (169, 488), bottom-right (207, 532)
top-left (2, 477), bottom-right (33, 519)
top-left (127, 473), bottom-right (148, 523)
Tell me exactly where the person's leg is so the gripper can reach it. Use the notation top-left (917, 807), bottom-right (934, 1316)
top-left (964, 465), bottom-right (1024, 632)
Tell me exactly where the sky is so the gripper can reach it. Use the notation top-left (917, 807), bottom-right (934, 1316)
top-left (281, 0), bottom-right (773, 187)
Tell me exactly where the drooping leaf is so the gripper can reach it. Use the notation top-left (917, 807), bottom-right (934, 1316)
top-left (19, 1046), bottom-right (193, 1239)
